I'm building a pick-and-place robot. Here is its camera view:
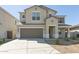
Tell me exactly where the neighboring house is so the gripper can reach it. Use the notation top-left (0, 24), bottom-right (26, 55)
top-left (70, 24), bottom-right (79, 38)
top-left (17, 5), bottom-right (71, 39)
top-left (0, 7), bottom-right (17, 39)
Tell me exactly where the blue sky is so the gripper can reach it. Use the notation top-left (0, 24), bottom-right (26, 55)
top-left (1, 5), bottom-right (79, 25)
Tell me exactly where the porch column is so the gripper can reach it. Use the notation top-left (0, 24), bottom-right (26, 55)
top-left (67, 28), bottom-right (70, 38)
top-left (16, 27), bottom-right (20, 39)
top-left (46, 26), bottom-right (49, 38)
top-left (62, 29), bottom-right (65, 38)
top-left (54, 26), bottom-right (59, 38)
top-left (43, 27), bottom-right (46, 38)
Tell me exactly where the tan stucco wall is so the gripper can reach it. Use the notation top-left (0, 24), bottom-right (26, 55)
top-left (20, 6), bottom-right (56, 24)
top-left (46, 17), bottom-right (59, 38)
top-left (25, 6), bottom-right (46, 24)
top-left (46, 17), bottom-right (58, 26)
top-left (0, 7), bottom-right (17, 39)
top-left (47, 9), bottom-right (56, 16)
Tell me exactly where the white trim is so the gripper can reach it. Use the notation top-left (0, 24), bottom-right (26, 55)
top-left (58, 26), bottom-right (69, 28)
top-left (19, 27), bottom-right (44, 28)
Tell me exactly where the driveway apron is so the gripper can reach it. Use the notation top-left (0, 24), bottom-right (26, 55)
top-left (0, 39), bottom-right (60, 54)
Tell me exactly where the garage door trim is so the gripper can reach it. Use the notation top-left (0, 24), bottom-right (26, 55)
top-left (19, 27), bottom-right (43, 38)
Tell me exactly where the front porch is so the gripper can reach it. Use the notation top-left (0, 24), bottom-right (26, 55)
top-left (58, 26), bottom-right (71, 39)
top-left (48, 26), bottom-right (71, 39)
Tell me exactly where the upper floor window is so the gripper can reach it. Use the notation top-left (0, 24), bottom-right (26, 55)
top-left (32, 12), bottom-right (40, 20)
top-left (59, 20), bottom-right (63, 23)
top-left (58, 18), bottom-right (64, 23)
top-left (22, 15), bottom-right (25, 18)
top-left (49, 14), bottom-right (52, 17)
top-left (59, 32), bottom-right (62, 35)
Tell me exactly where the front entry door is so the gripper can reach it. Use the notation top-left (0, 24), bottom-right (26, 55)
top-left (49, 26), bottom-right (55, 38)
top-left (7, 31), bottom-right (13, 39)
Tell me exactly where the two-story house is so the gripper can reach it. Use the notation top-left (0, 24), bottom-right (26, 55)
top-left (17, 5), bottom-right (71, 39)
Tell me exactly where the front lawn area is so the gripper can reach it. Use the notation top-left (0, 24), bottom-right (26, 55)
top-left (52, 44), bottom-right (79, 53)
top-left (45, 38), bottom-right (79, 53)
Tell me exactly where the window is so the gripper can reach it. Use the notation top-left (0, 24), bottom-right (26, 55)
top-left (22, 15), bottom-right (25, 18)
top-left (32, 12), bottom-right (40, 20)
top-left (59, 32), bottom-right (62, 35)
top-left (59, 18), bottom-right (64, 23)
top-left (49, 14), bottom-right (52, 17)
top-left (77, 34), bottom-right (79, 38)
top-left (59, 20), bottom-right (63, 23)
top-left (22, 22), bottom-right (26, 24)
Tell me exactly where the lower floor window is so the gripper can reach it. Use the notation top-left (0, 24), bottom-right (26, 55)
top-left (77, 34), bottom-right (79, 38)
top-left (59, 32), bottom-right (62, 35)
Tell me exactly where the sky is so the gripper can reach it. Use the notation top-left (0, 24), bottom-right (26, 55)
top-left (1, 5), bottom-right (79, 25)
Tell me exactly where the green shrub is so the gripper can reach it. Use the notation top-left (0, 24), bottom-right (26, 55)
top-left (2, 38), bottom-right (5, 43)
top-left (0, 38), bottom-right (5, 44)
top-left (0, 41), bottom-right (3, 44)
top-left (77, 38), bottom-right (79, 40)
top-left (71, 36), bottom-right (76, 40)
top-left (55, 39), bottom-right (60, 45)
top-left (65, 38), bottom-right (70, 41)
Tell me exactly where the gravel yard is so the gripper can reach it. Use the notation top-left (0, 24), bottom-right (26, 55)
top-left (52, 44), bottom-right (79, 53)
top-left (45, 39), bottom-right (79, 53)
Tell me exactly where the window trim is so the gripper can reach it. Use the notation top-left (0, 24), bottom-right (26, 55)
top-left (59, 20), bottom-right (63, 23)
top-left (32, 11), bottom-right (40, 20)
top-left (49, 14), bottom-right (52, 17)
top-left (22, 15), bottom-right (25, 18)
top-left (58, 18), bottom-right (64, 23)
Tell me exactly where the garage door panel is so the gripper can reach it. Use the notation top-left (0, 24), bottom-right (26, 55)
top-left (20, 28), bottom-right (43, 38)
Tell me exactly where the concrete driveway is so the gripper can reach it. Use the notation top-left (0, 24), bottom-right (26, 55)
top-left (0, 39), bottom-right (60, 54)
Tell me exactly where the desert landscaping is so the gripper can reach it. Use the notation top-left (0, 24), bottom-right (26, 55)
top-left (45, 38), bottom-right (79, 53)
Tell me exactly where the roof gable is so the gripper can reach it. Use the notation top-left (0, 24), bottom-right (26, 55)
top-left (24, 5), bottom-right (57, 13)
top-left (38, 5), bottom-right (57, 13)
